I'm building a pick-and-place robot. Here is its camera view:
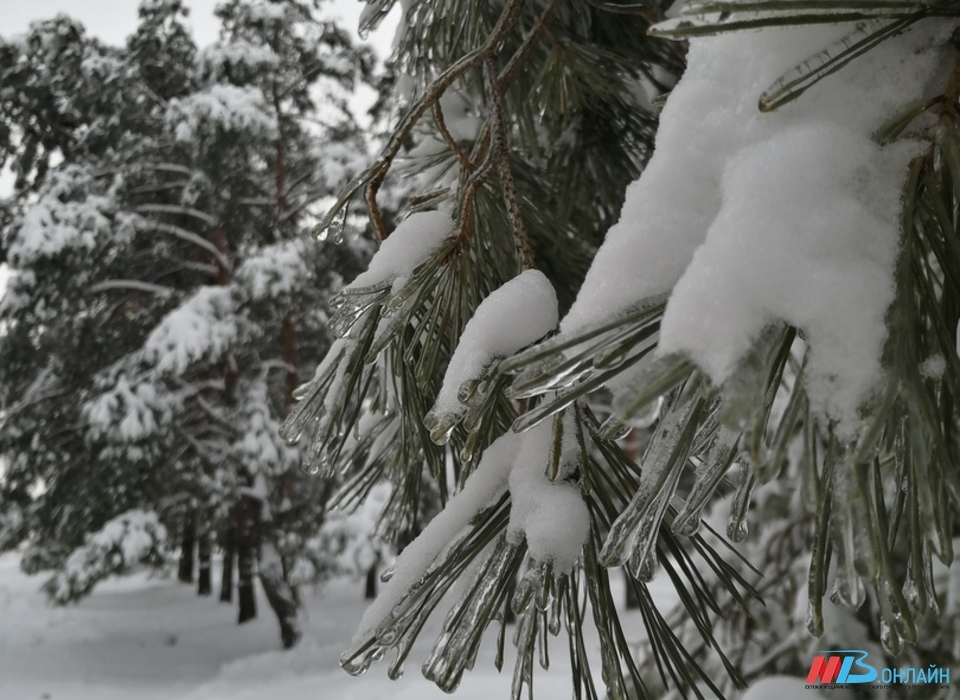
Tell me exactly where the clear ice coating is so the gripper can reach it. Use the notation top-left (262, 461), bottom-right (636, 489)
top-left (674, 425), bottom-right (740, 536)
top-left (600, 389), bottom-right (703, 567)
top-left (726, 461), bottom-right (755, 544)
top-left (806, 598), bottom-right (823, 638)
top-left (583, 538), bottom-right (625, 700)
top-left (422, 535), bottom-right (521, 693)
top-left (623, 393), bottom-right (662, 430)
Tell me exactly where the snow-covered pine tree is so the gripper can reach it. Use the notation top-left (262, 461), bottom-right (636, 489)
top-left (0, 0), bottom-right (373, 649)
top-left (285, 1), bottom-right (960, 697)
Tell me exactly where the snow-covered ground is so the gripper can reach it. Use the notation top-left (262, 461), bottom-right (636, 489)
top-left (0, 552), bottom-right (823, 699)
top-left (0, 553), bottom-right (630, 699)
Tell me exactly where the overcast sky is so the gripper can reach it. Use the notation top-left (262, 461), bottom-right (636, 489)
top-left (0, 0), bottom-right (396, 53)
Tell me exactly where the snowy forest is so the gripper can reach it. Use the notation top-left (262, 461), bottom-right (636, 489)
top-left (2, 0), bottom-right (960, 699)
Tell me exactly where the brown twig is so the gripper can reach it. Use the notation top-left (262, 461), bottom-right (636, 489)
top-left (469, 3), bottom-right (556, 167)
top-left (452, 136), bottom-right (498, 255)
top-left (484, 58), bottom-right (535, 270)
top-left (433, 100), bottom-right (475, 173)
top-left (364, 0), bottom-right (527, 241)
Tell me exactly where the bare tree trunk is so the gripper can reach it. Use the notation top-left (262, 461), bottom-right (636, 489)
top-left (220, 530), bottom-right (235, 603)
top-left (259, 538), bottom-right (302, 649)
top-left (178, 512), bottom-right (195, 584)
top-left (365, 563), bottom-right (378, 600)
top-left (236, 501), bottom-right (257, 624)
top-left (237, 542), bottom-right (257, 623)
top-left (198, 533), bottom-right (212, 596)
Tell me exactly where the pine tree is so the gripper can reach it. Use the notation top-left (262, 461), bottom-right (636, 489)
top-left (287, 1), bottom-right (960, 698)
top-left (0, 0), bottom-right (373, 649)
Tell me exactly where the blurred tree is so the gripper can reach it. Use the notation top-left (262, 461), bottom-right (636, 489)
top-left (0, 0), bottom-right (373, 649)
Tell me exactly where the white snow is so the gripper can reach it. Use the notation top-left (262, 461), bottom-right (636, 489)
top-left (561, 19), bottom-right (955, 435)
top-left (146, 286), bottom-right (240, 374)
top-left (314, 482), bottom-right (392, 580)
top-left (0, 552), bottom-right (606, 700)
top-left (235, 241), bottom-right (310, 302)
top-left (47, 510), bottom-right (167, 604)
top-left (247, 2), bottom-right (287, 22)
top-left (198, 41), bottom-right (280, 75)
top-left (84, 375), bottom-right (173, 442)
top-left (0, 550), bottom-right (828, 699)
top-left (346, 211), bottom-right (454, 290)
top-left (432, 269), bottom-right (558, 416)
top-left (235, 380), bottom-right (299, 476)
top-left (167, 85), bottom-right (278, 143)
top-left (920, 354), bottom-right (946, 380)
top-left (438, 90), bottom-right (483, 142)
top-left (506, 420), bottom-right (589, 573)
top-left (353, 431), bottom-right (521, 642)
top-left (6, 166), bottom-right (133, 266)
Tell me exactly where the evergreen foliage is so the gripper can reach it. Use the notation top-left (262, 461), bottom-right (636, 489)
top-left (0, 0), bottom-right (375, 648)
top-left (287, 1), bottom-right (960, 698)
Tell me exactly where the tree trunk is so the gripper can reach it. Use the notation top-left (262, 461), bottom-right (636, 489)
top-left (220, 530), bottom-right (235, 603)
top-left (237, 539), bottom-right (257, 624)
top-left (177, 512), bottom-right (195, 584)
top-left (236, 501), bottom-right (258, 624)
top-left (259, 538), bottom-right (302, 649)
top-left (197, 534), bottom-right (212, 596)
top-left (365, 562), bottom-right (378, 600)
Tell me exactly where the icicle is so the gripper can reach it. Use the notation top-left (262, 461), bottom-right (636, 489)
top-left (601, 391), bottom-right (703, 566)
top-left (548, 576), bottom-right (565, 636)
top-left (806, 443), bottom-right (833, 638)
top-left (598, 414), bottom-right (632, 441)
top-left (422, 536), bottom-right (522, 693)
top-left (537, 609), bottom-right (550, 670)
top-left (591, 327), bottom-right (658, 371)
top-left (508, 353), bottom-right (593, 399)
top-left (726, 461), bottom-right (754, 544)
top-left (759, 18), bottom-right (919, 112)
top-left (722, 327), bottom-right (792, 470)
top-left (624, 394), bottom-right (663, 430)
top-left (628, 547), bottom-right (660, 583)
top-left (339, 643), bottom-right (382, 677)
top-left (388, 648), bottom-right (405, 680)
top-left (674, 426), bottom-right (739, 536)
top-left (511, 611), bottom-right (537, 700)
top-left (583, 537), bottom-right (625, 700)
top-left (612, 353), bottom-right (694, 426)
top-left (828, 448), bottom-right (869, 610)
top-left (829, 516), bottom-right (867, 610)
top-left (423, 409), bottom-right (459, 446)
top-left (511, 560), bottom-right (543, 615)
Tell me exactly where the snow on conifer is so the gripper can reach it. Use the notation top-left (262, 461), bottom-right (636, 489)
top-left (345, 211), bottom-right (454, 291)
top-left (506, 419), bottom-right (589, 573)
top-left (426, 270), bottom-right (558, 441)
top-left (45, 509), bottom-right (167, 604)
top-left (166, 84), bottom-right (278, 143)
top-left (563, 19), bottom-right (955, 434)
top-left (349, 432), bottom-right (521, 646)
top-left (145, 286), bottom-right (240, 375)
